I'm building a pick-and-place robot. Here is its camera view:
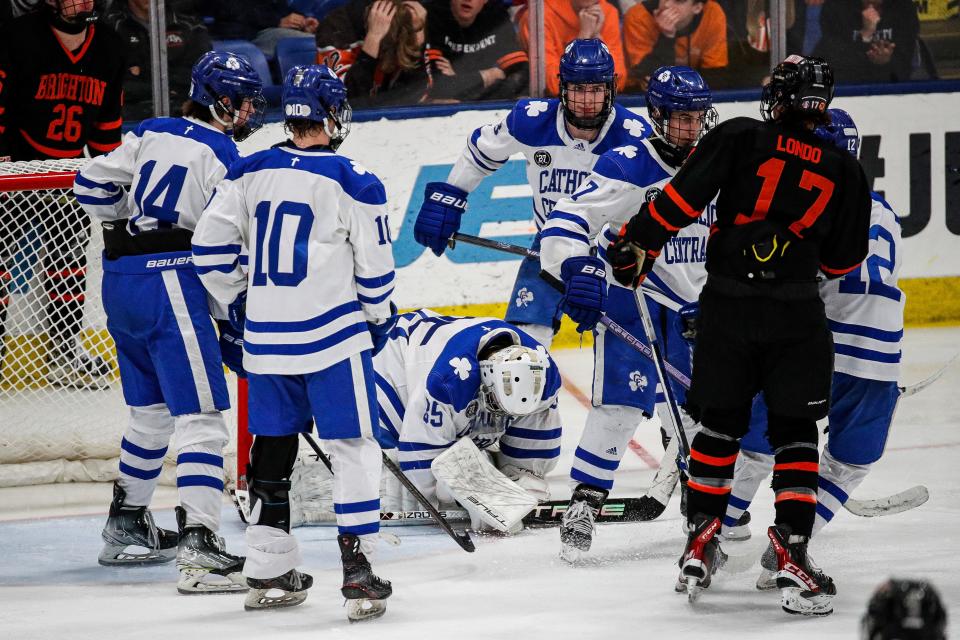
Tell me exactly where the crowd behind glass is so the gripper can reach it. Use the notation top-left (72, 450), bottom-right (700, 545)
top-left (1, 0), bottom-right (956, 122)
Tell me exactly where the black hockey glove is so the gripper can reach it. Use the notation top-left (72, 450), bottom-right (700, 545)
top-left (606, 214), bottom-right (660, 288)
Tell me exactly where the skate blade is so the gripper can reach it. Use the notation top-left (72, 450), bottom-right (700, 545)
top-left (559, 543), bottom-right (586, 564)
top-left (780, 587), bottom-right (834, 616)
top-left (177, 569), bottom-right (249, 595)
top-left (244, 587), bottom-right (308, 610)
top-left (685, 577), bottom-right (703, 603)
top-left (346, 598), bottom-right (387, 623)
top-left (755, 569), bottom-right (778, 591)
top-left (98, 544), bottom-right (176, 566)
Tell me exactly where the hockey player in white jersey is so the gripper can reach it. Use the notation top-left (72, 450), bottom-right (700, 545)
top-left (413, 38), bottom-right (653, 349)
top-left (539, 66), bottom-right (717, 561)
top-left (73, 51), bottom-right (266, 593)
top-left (373, 310), bottom-right (562, 530)
top-left (717, 109), bottom-right (905, 590)
top-left (192, 64), bottom-right (395, 622)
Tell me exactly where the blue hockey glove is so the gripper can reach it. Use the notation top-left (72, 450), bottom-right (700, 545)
top-left (677, 301), bottom-right (699, 345)
top-left (559, 256), bottom-right (608, 333)
top-left (414, 182), bottom-right (469, 256)
top-left (367, 303), bottom-right (399, 356)
top-left (217, 320), bottom-right (246, 379)
top-left (228, 291), bottom-right (247, 332)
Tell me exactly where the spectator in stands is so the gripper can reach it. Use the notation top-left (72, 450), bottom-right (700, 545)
top-left (199, 0), bottom-right (318, 57)
top-left (622, 0), bottom-right (727, 91)
top-left (316, 0), bottom-right (433, 108)
top-left (814, 0), bottom-right (919, 84)
top-left (0, 0), bottom-right (126, 388)
top-left (104, 0), bottom-right (213, 121)
top-left (516, 0), bottom-right (626, 96)
top-left (426, 0), bottom-right (529, 102)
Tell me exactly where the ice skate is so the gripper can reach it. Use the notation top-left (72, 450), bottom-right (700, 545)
top-left (339, 533), bottom-right (392, 622)
top-left (98, 482), bottom-right (177, 566)
top-left (559, 483), bottom-right (608, 563)
top-left (755, 539), bottom-right (778, 590)
top-left (767, 525), bottom-right (836, 616)
top-left (675, 515), bottom-right (726, 603)
top-left (244, 568), bottom-right (313, 610)
top-left (175, 507), bottom-right (247, 594)
top-left (722, 511), bottom-right (752, 542)
top-left (47, 348), bottom-right (112, 390)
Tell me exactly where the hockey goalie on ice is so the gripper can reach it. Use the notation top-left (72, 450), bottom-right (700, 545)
top-left (237, 310), bottom-right (564, 535)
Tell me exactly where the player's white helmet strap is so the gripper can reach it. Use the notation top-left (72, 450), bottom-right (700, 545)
top-left (479, 344), bottom-right (550, 416)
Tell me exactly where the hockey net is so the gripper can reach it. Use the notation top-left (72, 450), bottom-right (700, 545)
top-left (0, 159), bottom-right (238, 488)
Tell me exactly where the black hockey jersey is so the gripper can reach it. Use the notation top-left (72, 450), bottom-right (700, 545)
top-left (634, 116), bottom-right (871, 286)
top-left (0, 12), bottom-right (125, 161)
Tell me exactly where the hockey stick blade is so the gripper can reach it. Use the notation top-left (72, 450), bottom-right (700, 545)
top-left (843, 485), bottom-right (929, 517)
top-left (899, 352), bottom-right (958, 398)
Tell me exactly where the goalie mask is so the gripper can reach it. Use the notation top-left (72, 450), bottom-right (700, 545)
top-left (479, 344), bottom-right (551, 416)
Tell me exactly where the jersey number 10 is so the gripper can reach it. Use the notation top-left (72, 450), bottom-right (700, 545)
top-left (252, 200), bottom-right (314, 287)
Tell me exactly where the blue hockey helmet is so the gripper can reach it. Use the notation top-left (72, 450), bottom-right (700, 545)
top-left (646, 66), bottom-right (717, 164)
top-left (558, 39), bottom-right (617, 130)
top-left (189, 51), bottom-right (266, 141)
top-left (282, 64), bottom-right (352, 151)
top-left (814, 108), bottom-right (860, 158)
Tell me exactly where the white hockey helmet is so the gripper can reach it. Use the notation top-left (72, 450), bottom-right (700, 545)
top-left (479, 344), bottom-right (551, 416)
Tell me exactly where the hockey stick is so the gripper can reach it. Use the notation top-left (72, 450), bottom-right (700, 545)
top-left (448, 232), bottom-right (691, 389)
top-left (899, 351), bottom-right (958, 398)
top-left (316, 496), bottom-right (674, 527)
top-left (843, 485), bottom-right (929, 517)
top-left (630, 289), bottom-right (691, 464)
top-left (299, 433), bottom-right (476, 553)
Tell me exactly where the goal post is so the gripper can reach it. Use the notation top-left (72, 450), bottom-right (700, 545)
top-left (0, 159), bottom-right (238, 488)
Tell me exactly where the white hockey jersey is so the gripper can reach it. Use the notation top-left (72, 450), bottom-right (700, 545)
top-left (373, 310), bottom-right (563, 503)
top-left (539, 139), bottom-right (712, 309)
top-left (192, 143), bottom-right (395, 375)
top-left (74, 117), bottom-right (239, 232)
top-left (447, 98), bottom-right (654, 229)
top-left (821, 193), bottom-right (904, 382)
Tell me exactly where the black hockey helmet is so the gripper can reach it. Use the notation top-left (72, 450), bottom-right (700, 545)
top-left (860, 578), bottom-right (947, 640)
top-left (44, 0), bottom-right (99, 34)
top-left (760, 55), bottom-right (834, 122)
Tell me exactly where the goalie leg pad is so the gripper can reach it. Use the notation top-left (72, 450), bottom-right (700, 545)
top-left (432, 437), bottom-right (538, 533)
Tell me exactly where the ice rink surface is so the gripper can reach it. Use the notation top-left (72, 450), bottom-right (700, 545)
top-left (1, 327), bottom-right (957, 640)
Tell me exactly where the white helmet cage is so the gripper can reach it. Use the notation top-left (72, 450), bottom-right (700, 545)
top-left (479, 344), bottom-right (551, 416)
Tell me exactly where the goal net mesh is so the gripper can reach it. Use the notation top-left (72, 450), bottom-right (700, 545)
top-left (0, 159), bottom-right (238, 488)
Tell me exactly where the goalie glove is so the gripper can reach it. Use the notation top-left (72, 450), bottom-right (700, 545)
top-left (607, 209), bottom-right (661, 288)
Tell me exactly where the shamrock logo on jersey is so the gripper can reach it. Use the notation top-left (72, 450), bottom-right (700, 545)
top-left (623, 119), bottom-right (649, 138)
top-left (628, 371), bottom-right (648, 392)
top-left (524, 101), bottom-right (550, 117)
top-left (613, 145), bottom-right (638, 159)
top-left (515, 287), bottom-right (534, 308)
top-left (450, 357), bottom-right (472, 380)
top-left (350, 160), bottom-right (367, 175)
